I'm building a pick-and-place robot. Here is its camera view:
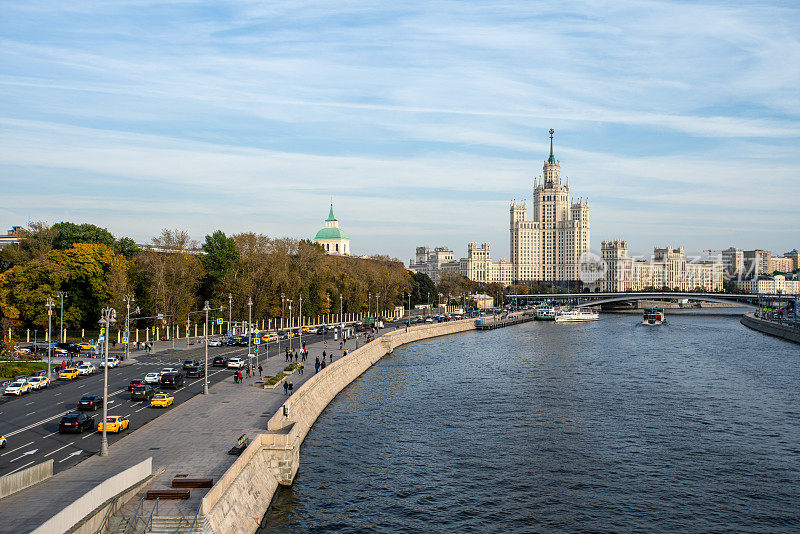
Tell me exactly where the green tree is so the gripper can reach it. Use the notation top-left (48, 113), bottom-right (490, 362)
top-left (51, 222), bottom-right (116, 250)
top-left (201, 231), bottom-right (239, 290)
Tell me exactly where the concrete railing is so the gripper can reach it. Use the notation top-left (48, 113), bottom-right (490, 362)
top-left (0, 459), bottom-right (53, 499)
top-left (202, 319), bottom-right (478, 534)
top-left (31, 457), bottom-right (152, 534)
top-left (741, 312), bottom-right (800, 344)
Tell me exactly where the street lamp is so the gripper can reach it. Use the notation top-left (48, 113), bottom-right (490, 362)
top-left (99, 307), bottom-right (117, 456)
top-left (58, 291), bottom-right (67, 343)
top-left (298, 294), bottom-right (303, 354)
top-left (368, 291), bottom-right (371, 318)
top-left (339, 294), bottom-right (343, 323)
top-left (228, 293), bottom-right (233, 337)
top-left (122, 295), bottom-right (138, 361)
top-left (287, 299), bottom-right (293, 352)
top-left (203, 301), bottom-right (211, 394)
top-left (247, 297), bottom-right (253, 372)
top-left (45, 298), bottom-right (55, 379)
top-left (376, 293), bottom-right (381, 327)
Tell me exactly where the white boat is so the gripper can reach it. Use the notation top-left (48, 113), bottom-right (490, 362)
top-left (554, 308), bottom-right (599, 322)
top-left (642, 308), bottom-right (665, 325)
top-left (534, 307), bottom-right (556, 320)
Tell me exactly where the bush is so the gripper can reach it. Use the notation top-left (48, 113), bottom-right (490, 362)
top-left (265, 373), bottom-right (286, 386)
top-left (0, 361), bottom-right (48, 379)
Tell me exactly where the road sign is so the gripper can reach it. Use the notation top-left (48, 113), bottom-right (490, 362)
top-left (253, 338), bottom-right (261, 345)
top-left (157, 313), bottom-right (164, 320)
top-left (100, 327), bottom-right (105, 334)
top-left (122, 337), bottom-right (128, 344)
top-left (217, 318), bottom-right (223, 325)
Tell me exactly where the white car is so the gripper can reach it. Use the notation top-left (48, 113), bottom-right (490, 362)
top-left (160, 367), bottom-right (180, 375)
top-left (207, 338), bottom-right (222, 347)
top-left (227, 357), bottom-right (245, 369)
top-left (99, 357), bottom-right (120, 368)
top-left (77, 363), bottom-right (96, 376)
top-left (4, 381), bottom-right (31, 396)
top-left (144, 372), bottom-right (161, 384)
top-left (27, 376), bottom-right (50, 390)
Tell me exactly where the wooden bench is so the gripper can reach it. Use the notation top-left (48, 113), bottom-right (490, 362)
top-left (145, 489), bottom-right (190, 500)
top-left (172, 478), bottom-right (213, 489)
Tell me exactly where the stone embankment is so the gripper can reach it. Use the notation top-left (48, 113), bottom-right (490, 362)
top-left (741, 312), bottom-right (800, 344)
top-left (201, 319), bottom-right (477, 534)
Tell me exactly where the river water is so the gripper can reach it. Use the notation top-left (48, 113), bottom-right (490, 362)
top-left (261, 313), bottom-right (800, 533)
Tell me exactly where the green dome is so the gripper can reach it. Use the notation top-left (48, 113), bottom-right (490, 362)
top-left (315, 227), bottom-right (348, 240)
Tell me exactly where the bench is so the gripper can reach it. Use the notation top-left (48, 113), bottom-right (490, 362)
top-left (172, 478), bottom-right (213, 488)
top-left (145, 489), bottom-right (190, 500)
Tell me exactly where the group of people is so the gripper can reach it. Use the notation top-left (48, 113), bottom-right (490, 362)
top-left (233, 363), bottom-right (263, 383)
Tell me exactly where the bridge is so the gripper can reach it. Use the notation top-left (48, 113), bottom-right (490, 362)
top-left (507, 292), bottom-right (794, 308)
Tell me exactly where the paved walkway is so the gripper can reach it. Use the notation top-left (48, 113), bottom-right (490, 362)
top-left (0, 331), bottom-right (378, 533)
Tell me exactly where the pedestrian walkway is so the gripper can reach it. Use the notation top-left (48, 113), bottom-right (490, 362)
top-left (0, 330), bottom-right (383, 533)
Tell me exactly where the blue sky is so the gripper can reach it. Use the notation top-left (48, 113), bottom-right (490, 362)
top-left (1, 0), bottom-right (799, 262)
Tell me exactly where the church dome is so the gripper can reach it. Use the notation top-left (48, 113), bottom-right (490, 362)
top-left (315, 226), bottom-right (348, 240)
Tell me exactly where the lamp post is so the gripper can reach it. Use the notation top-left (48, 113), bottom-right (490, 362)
top-left (376, 293), bottom-right (381, 329)
top-left (45, 298), bottom-right (55, 379)
top-left (203, 301), bottom-right (211, 394)
top-left (279, 293), bottom-right (285, 358)
top-left (339, 294), bottom-right (343, 324)
top-left (122, 295), bottom-right (138, 361)
top-left (228, 293), bottom-right (232, 337)
top-left (58, 291), bottom-right (67, 343)
top-left (298, 294), bottom-right (303, 353)
top-left (287, 299), bottom-right (293, 352)
top-left (368, 291), bottom-right (371, 319)
top-left (99, 307), bottom-right (117, 456)
top-left (247, 297), bottom-right (253, 371)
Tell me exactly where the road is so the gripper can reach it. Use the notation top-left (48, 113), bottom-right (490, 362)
top-left (0, 338), bottom-right (297, 478)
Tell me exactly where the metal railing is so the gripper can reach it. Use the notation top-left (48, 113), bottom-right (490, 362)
top-left (187, 505), bottom-right (202, 533)
top-left (121, 494), bottom-right (147, 534)
top-left (139, 497), bottom-right (159, 534)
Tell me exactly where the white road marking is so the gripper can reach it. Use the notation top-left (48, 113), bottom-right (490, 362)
top-left (135, 406), bottom-right (147, 413)
top-left (53, 393), bottom-right (62, 397)
top-left (24, 401), bottom-right (34, 406)
top-left (43, 443), bottom-right (71, 457)
top-left (24, 411), bottom-right (36, 416)
top-left (6, 460), bottom-right (35, 475)
top-left (0, 441), bottom-right (35, 457)
top-left (42, 431), bottom-right (60, 439)
top-left (9, 449), bottom-right (38, 462)
top-left (59, 450), bottom-right (82, 462)
top-left (81, 432), bottom-right (96, 440)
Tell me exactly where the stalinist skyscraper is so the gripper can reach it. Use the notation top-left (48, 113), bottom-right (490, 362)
top-left (510, 129), bottom-right (590, 283)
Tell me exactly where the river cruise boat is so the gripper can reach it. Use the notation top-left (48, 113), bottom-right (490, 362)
top-left (642, 307), bottom-right (666, 325)
top-left (534, 307), bottom-right (556, 320)
top-left (554, 308), bottom-right (599, 322)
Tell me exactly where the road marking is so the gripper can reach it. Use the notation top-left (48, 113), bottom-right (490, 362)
top-left (77, 384), bottom-right (86, 388)
top-left (53, 393), bottom-right (62, 396)
top-left (24, 411), bottom-right (36, 416)
top-left (123, 413), bottom-right (131, 418)
top-left (9, 449), bottom-right (38, 462)
top-left (6, 460), bottom-right (35, 475)
top-left (24, 401), bottom-right (34, 406)
top-left (0, 441), bottom-right (35, 457)
top-left (59, 450), bottom-right (82, 462)
top-left (43, 443), bottom-right (71, 457)
top-left (135, 406), bottom-right (147, 413)
top-left (81, 432), bottom-right (96, 440)
top-left (42, 431), bottom-right (60, 439)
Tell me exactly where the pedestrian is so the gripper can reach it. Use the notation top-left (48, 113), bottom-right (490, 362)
top-left (246, 366), bottom-right (251, 379)
top-left (320, 359), bottom-right (326, 370)
top-left (283, 380), bottom-right (288, 395)
top-left (299, 364), bottom-right (304, 375)
top-left (288, 381), bottom-right (293, 395)
top-left (294, 352), bottom-right (298, 363)
top-left (339, 341), bottom-right (343, 350)
top-left (315, 362), bottom-right (320, 373)
top-left (234, 371), bottom-right (239, 383)
top-left (343, 349), bottom-right (348, 357)
top-left (322, 350), bottom-right (326, 361)
top-left (329, 351), bottom-right (333, 362)
top-left (302, 341), bottom-right (306, 350)
top-left (258, 364), bottom-right (263, 377)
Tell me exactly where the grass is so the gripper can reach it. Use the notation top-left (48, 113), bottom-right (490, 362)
top-left (284, 363), bottom-right (298, 372)
top-left (265, 373), bottom-right (287, 386)
top-left (0, 361), bottom-right (48, 379)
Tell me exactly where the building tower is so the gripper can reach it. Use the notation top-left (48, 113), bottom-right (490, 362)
top-left (314, 204), bottom-right (351, 255)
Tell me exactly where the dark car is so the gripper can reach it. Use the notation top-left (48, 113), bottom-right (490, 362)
top-left (56, 342), bottom-right (81, 354)
top-left (184, 365), bottom-right (205, 378)
top-left (159, 372), bottom-right (184, 389)
top-left (212, 356), bottom-right (227, 367)
top-left (182, 359), bottom-right (199, 370)
top-left (131, 384), bottom-right (156, 401)
top-left (59, 412), bottom-right (95, 433)
top-left (128, 378), bottom-right (145, 391)
top-left (77, 395), bottom-right (103, 410)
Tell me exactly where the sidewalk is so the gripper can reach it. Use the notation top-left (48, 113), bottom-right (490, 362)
top-left (0, 332), bottom-right (373, 533)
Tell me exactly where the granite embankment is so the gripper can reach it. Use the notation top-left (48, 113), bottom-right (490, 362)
top-left (741, 312), bottom-right (800, 344)
top-left (202, 319), bottom-right (477, 534)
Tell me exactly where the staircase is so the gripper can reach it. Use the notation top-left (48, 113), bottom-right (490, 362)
top-left (112, 514), bottom-right (207, 533)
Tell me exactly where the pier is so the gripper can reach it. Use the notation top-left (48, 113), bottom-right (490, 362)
top-left (476, 313), bottom-right (534, 330)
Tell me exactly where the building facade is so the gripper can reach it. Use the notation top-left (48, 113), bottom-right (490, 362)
top-left (785, 249), bottom-right (800, 272)
top-left (771, 256), bottom-right (793, 273)
top-left (510, 130), bottom-right (590, 283)
top-left (734, 275), bottom-right (800, 295)
top-left (591, 240), bottom-right (723, 292)
top-left (314, 205), bottom-right (351, 256)
top-left (408, 246), bottom-right (455, 284)
top-left (0, 226), bottom-right (23, 249)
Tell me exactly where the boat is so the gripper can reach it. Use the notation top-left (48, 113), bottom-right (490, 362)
top-left (554, 308), bottom-right (599, 322)
top-left (642, 307), bottom-right (665, 325)
top-left (534, 307), bottom-right (556, 321)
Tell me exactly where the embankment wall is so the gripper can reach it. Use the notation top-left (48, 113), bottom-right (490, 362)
top-left (741, 312), bottom-right (800, 344)
top-left (203, 319), bottom-right (477, 534)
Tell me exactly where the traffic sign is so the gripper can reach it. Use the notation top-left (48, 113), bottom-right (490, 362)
top-left (253, 338), bottom-right (261, 345)
top-left (122, 337), bottom-right (129, 344)
top-left (217, 318), bottom-right (223, 325)
top-left (157, 313), bottom-right (164, 320)
top-left (100, 327), bottom-right (105, 334)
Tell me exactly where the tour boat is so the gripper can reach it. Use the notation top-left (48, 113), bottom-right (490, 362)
top-left (642, 308), bottom-right (665, 325)
top-left (534, 307), bottom-right (556, 320)
top-left (554, 308), bottom-right (599, 322)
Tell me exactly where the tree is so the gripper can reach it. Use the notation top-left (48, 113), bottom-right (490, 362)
top-left (410, 272), bottom-right (436, 307)
top-left (51, 222), bottom-right (116, 250)
top-left (114, 237), bottom-right (140, 258)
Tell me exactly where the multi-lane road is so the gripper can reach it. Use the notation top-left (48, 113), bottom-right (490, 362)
top-left (0, 341), bottom-right (289, 478)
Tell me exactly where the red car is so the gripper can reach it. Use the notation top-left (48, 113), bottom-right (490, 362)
top-left (128, 378), bottom-right (145, 391)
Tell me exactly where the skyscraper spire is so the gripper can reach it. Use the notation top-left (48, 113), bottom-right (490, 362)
top-left (548, 128), bottom-right (556, 164)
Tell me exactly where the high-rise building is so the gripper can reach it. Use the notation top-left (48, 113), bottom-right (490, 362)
top-left (510, 130), bottom-right (590, 283)
top-left (408, 246), bottom-right (455, 284)
top-left (783, 249), bottom-right (799, 271)
top-left (721, 248), bottom-right (744, 276)
top-left (742, 249), bottom-right (771, 276)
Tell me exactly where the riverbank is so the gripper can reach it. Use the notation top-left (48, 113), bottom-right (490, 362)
top-left (741, 311), bottom-right (800, 344)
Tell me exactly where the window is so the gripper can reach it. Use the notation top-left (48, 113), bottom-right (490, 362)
top-left (336, 244), bottom-right (339, 252)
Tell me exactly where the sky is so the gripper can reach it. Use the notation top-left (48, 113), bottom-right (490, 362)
top-left (1, 0), bottom-right (799, 262)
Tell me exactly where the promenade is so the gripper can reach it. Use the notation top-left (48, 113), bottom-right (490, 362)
top-left (0, 331), bottom-right (374, 533)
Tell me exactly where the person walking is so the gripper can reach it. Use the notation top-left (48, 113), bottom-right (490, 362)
top-left (329, 351), bottom-right (333, 362)
top-left (246, 366), bottom-right (251, 379)
top-left (283, 380), bottom-right (289, 395)
top-left (258, 364), bottom-right (263, 377)
top-left (288, 381), bottom-right (293, 395)
top-left (322, 350), bottom-right (326, 361)
top-left (314, 361), bottom-right (319, 373)
top-left (298, 364), bottom-right (304, 375)
top-left (233, 371), bottom-right (239, 384)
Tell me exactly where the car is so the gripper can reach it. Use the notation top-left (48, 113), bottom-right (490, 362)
top-left (77, 395), bottom-right (103, 410)
top-left (76, 342), bottom-right (96, 351)
top-left (184, 365), bottom-right (205, 378)
top-left (150, 392), bottom-right (174, 408)
top-left (0, 435), bottom-right (6, 449)
top-left (27, 376), bottom-right (50, 390)
top-left (227, 357), bottom-right (245, 369)
top-left (3, 381), bottom-right (31, 396)
top-left (131, 384), bottom-right (156, 401)
top-left (56, 342), bottom-right (81, 354)
top-left (59, 412), bottom-right (95, 433)
top-left (59, 367), bottom-right (79, 380)
top-left (76, 363), bottom-right (97, 376)
top-left (144, 372), bottom-right (161, 385)
top-left (212, 356), bottom-right (228, 367)
top-left (99, 357), bottom-right (119, 368)
top-left (160, 367), bottom-right (180, 375)
top-left (128, 378), bottom-right (145, 391)
top-left (207, 339), bottom-right (222, 347)
top-left (98, 415), bottom-right (129, 433)
top-left (159, 372), bottom-right (184, 389)
top-left (182, 359), bottom-right (199, 370)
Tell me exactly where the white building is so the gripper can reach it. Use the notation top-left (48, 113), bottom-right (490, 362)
top-left (0, 226), bottom-right (22, 249)
top-left (314, 205), bottom-right (351, 255)
top-left (408, 246), bottom-right (455, 284)
top-left (510, 129), bottom-right (590, 283)
top-left (591, 240), bottom-right (723, 292)
top-left (735, 274), bottom-right (800, 295)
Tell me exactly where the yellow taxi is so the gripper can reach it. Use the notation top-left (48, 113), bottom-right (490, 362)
top-left (58, 367), bottom-right (79, 380)
top-left (98, 415), bottom-right (130, 433)
top-left (77, 342), bottom-right (96, 351)
top-left (150, 393), bottom-right (174, 408)
top-left (301, 326), bottom-right (309, 333)
top-left (265, 334), bottom-right (278, 342)
top-left (0, 435), bottom-right (6, 449)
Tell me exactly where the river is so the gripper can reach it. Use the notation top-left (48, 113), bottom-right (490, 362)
top-left (261, 313), bottom-right (800, 533)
